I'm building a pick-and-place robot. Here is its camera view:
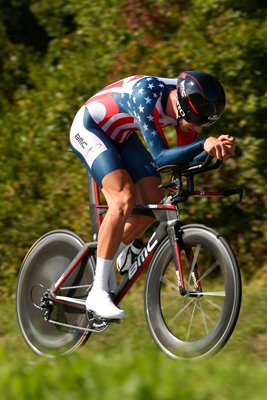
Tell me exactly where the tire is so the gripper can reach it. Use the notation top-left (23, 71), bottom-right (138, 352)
top-left (144, 224), bottom-right (242, 360)
top-left (16, 230), bottom-right (96, 356)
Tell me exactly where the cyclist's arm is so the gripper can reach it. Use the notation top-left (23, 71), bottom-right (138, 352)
top-left (153, 140), bottom-right (207, 166)
top-left (191, 150), bottom-right (208, 163)
top-left (129, 77), bottom-right (207, 167)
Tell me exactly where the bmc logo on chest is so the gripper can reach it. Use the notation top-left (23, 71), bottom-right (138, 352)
top-left (75, 133), bottom-right (88, 149)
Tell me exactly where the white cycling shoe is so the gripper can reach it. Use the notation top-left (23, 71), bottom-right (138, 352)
top-left (86, 289), bottom-right (125, 320)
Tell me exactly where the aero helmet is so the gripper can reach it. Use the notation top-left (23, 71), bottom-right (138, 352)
top-left (176, 71), bottom-right (226, 126)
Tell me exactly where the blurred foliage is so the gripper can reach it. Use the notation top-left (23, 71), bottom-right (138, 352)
top-left (0, 0), bottom-right (266, 296)
top-left (1, 344), bottom-right (267, 400)
top-left (0, 285), bottom-right (267, 399)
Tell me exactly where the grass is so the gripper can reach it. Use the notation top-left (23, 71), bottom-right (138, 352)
top-left (0, 280), bottom-right (267, 400)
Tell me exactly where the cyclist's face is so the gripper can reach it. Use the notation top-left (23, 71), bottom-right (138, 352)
top-left (179, 118), bottom-right (202, 134)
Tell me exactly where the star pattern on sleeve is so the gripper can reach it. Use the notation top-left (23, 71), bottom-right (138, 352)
top-left (119, 77), bottom-right (168, 158)
top-left (115, 76), bottom-right (169, 159)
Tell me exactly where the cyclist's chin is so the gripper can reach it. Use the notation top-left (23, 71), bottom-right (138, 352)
top-left (184, 126), bottom-right (203, 134)
top-left (179, 119), bottom-right (203, 134)
top-left (181, 126), bottom-right (194, 133)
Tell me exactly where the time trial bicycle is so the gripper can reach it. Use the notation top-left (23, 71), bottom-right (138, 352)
top-left (16, 155), bottom-right (243, 359)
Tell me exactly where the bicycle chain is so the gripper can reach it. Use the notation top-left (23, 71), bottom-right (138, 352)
top-left (47, 316), bottom-right (110, 333)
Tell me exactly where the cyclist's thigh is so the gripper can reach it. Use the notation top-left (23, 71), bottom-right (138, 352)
top-left (119, 134), bottom-right (163, 203)
top-left (70, 105), bottom-right (125, 187)
top-left (119, 132), bottom-right (160, 183)
top-left (135, 175), bottom-right (164, 204)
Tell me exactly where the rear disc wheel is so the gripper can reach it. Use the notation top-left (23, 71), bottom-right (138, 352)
top-left (16, 230), bottom-right (95, 356)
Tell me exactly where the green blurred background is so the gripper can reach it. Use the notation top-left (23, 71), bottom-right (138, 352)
top-left (0, 1), bottom-right (266, 398)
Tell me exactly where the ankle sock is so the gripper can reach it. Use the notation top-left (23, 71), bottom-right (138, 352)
top-left (92, 257), bottom-right (113, 292)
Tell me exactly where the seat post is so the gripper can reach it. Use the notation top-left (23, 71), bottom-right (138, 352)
top-left (186, 175), bottom-right (195, 193)
top-left (87, 173), bottom-right (101, 241)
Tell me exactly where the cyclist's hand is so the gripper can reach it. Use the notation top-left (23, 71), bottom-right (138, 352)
top-left (204, 137), bottom-right (234, 161)
top-left (217, 134), bottom-right (236, 158)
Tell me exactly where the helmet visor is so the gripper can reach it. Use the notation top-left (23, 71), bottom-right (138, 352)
top-left (177, 98), bottom-right (223, 127)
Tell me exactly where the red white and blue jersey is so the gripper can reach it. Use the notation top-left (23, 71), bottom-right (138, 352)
top-left (85, 75), bottom-right (178, 143)
top-left (71, 75), bottom-right (206, 169)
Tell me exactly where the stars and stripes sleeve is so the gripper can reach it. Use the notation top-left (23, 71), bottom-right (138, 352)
top-left (123, 77), bottom-right (206, 167)
top-left (128, 77), bottom-right (168, 161)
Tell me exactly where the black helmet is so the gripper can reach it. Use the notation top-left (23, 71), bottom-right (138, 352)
top-left (176, 71), bottom-right (226, 126)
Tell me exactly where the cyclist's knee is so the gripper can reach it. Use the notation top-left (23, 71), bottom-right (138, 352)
top-left (102, 170), bottom-right (137, 217)
top-left (104, 183), bottom-right (136, 218)
top-left (113, 187), bottom-right (136, 217)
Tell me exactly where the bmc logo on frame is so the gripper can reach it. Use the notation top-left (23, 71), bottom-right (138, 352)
top-left (128, 233), bottom-right (158, 280)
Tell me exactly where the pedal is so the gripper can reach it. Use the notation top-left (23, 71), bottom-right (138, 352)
top-left (86, 311), bottom-right (120, 332)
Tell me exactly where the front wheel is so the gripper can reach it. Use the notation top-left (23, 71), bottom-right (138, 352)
top-left (144, 224), bottom-right (242, 360)
top-left (16, 230), bottom-right (96, 356)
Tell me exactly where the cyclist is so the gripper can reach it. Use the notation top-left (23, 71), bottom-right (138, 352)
top-left (70, 71), bottom-right (236, 319)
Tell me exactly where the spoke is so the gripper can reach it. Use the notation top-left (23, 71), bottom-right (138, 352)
top-left (185, 301), bottom-right (197, 341)
top-left (195, 300), bottom-right (218, 327)
top-left (194, 301), bottom-right (209, 335)
top-left (168, 298), bottom-right (195, 327)
top-left (203, 297), bottom-right (224, 312)
top-left (160, 275), bottom-right (179, 292)
top-left (197, 302), bottom-right (216, 334)
top-left (161, 294), bottom-right (184, 309)
top-left (187, 245), bottom-right (201, 285)
top-left (198, 260), bottom-right (220, 282)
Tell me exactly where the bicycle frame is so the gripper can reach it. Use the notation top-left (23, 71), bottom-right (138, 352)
top-left (50, 202), bottom-right (182, 308)
top-left (49, 162), bottom-right (242, 312)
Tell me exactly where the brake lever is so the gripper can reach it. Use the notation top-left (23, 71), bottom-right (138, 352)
top-left (223, 188), bottom-right (244, 206)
